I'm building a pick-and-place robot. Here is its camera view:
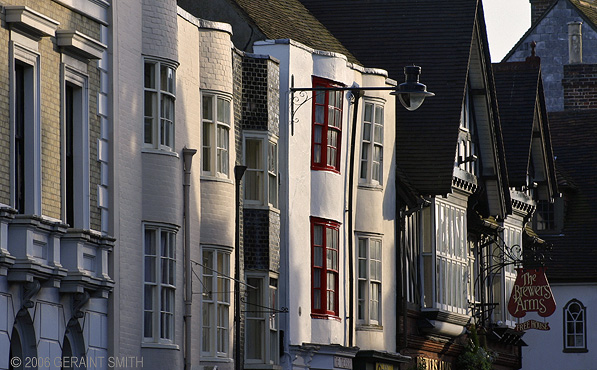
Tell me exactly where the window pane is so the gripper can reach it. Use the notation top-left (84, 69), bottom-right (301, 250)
top-left (246, 278), bottom-right (263, 318)
top-left (314, 246), bottom-right (322, 267)
top-left (314, 125), bottom-right (322, 144)
top-left (203, 95), bottom-right (213, 120)
top-left (144, 63), bottom-right (155, 88)
top-left (160, 65), bottom-right (174, 93)
top-left (315, 106), bottom-right (324, 124)
top-left (364, 103), bottom-right (373, 122)
top-left (246, 139), bottom-right (262, 169)
top-left (145, 256), bottom-right (156, 282)
top-left (144, 311), bottom-right (153, 338)
top-left (217, 98), bottom-right (230, 124)
top-left (313, 289), bottom-right (321, 309)
top-left (245, 170), bottom-right (262, 201)
top-left (375, 106), bottom-right (383, 124)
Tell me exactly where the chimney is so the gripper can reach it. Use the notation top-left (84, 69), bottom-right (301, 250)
top-left (530, 0), bottom-right (553, 24)
top-left (568, 21), bottom-right (583, 64)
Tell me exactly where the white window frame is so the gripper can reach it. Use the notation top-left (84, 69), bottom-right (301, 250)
top-left (143, 224), bottom-right (177, 345)
top-left (201, 246), bottom-right (232, 359)
top-left (357, 235), bottom-right (382, 326)
top-left (202, 92), bottom-right (232, 178)
top-left (144, 58), bottom-right (176, 151)
top-left (359, 99), bottom-right (384, 186)
top-left (243, 131), bottom-right (278, 208)
top-left (245, 272), bottom-right (279, 367)
top-left (62, 58), bottom-right (90, 229)
top-left (421, 198), bottom-right (468, 315)
top-left (564, 299), bottom-right (587, 352)
top-left (10, 38), bottom-right (41, 216)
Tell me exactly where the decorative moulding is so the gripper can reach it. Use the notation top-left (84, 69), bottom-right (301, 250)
top-left (4, 6), bottom-right (59, 38)
top-left (56, 30), bottom-right (106, 60)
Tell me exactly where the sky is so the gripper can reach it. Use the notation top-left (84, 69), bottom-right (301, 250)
top-left (483, 0), bottom-right (532, 62)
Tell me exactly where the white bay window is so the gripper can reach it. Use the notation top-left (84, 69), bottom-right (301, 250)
top-left (202, 247), bottom-right (231, 358)
top-left (357, 236), bottom-right (382, 326)
top-left (245, 274), bottom-right (279, 366)
top-left (359, 101), bottom-right (384, 185)
top-left (144, 60), bottom-right (176, 151)
top-left (421, 199), bottom-right (469, 314)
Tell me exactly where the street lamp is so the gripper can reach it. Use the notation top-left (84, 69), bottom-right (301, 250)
top-left (393, 65), bottom-right (435, 111)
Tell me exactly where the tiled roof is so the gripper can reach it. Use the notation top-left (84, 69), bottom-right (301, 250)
top-left (178, 0), bottom-right (360, 64)
top-left (493, 61), bottom-right (540, 187)
top-left (543, 109), bottom-right (597, 282)
top-left (301, 0), bottom-right (497, 196)
top-left (569, 0), bottom-right (597, 26)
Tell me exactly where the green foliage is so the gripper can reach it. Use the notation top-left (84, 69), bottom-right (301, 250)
top-left (454, 326), bottom-right (497, 370)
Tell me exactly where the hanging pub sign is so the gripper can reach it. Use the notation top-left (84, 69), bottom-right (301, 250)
top-left (508, 267), bottom-right (556, 318)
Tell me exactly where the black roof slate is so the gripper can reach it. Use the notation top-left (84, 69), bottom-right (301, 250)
top-left (543, 109), bottom-right (597, 282)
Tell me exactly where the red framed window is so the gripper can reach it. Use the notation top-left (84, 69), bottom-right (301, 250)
top-left (311, 217), bottom-right (340, 318)
top-left (312, 77), bottom-right (343, 172)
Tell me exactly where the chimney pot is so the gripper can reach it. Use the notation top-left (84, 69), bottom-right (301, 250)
top-left (568, 21), bottom-right (583, 64)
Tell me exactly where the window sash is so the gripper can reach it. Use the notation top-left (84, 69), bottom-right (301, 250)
top-left (143, 227), bottom-right (176, 342)
top-left (202, 94), bottom-right (231, 177)
top-left (564, 301), bottom-right (586, 349)
top-left (357, 237), bottom-right (382, 325)
top-left (311, 78), bottom-right (343, 172)
top-left (144, 61), bottom-right (175, 150)
top-left (311, 218), bottom-right (340, 317)
top-left (244, 135), bottom-right (278, 208)
top-left (360, 102), bottom-right (384, 185)
top-left (202, 248), bottom-right (231, 357)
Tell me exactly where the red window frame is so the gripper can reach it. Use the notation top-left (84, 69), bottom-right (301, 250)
top-left (311, 217), bottom-right (340, 319)
top-left (311, 76), bottom-right (343, 172)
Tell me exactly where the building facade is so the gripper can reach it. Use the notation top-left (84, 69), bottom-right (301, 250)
top-left (0, 0), bottom-right (112, 369)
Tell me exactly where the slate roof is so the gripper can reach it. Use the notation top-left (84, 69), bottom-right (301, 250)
top-left (503, 0), bottom-right (597, 61)
top-left (493, 59), bottom-right (556, 192)
top-left (300, 0), bottom-right (506, 197)
top-left (543, 109), bottom-right (597, 282)
top-left (177, 0), bottom-right (360, 64)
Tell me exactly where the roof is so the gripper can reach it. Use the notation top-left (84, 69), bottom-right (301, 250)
top-left (177, 0), bottom-right (360, 64)
top-left (301, 0), bottom-right (508, 199)
top-left (543, 109), bottom-right (597, 282)
top-left (503, 0), bottom-right (597, 62)
top-left (493, 59), bottom-right (557, 196)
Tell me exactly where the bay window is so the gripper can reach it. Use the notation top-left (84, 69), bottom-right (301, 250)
top-left (421, 199), bottom-right (469, 314)
top-left (360, 101), bottom-right (384, 185)
top-left (144, 60), bottom-right (176, 150)
top-left (311, 217), bottom-right (340, 318)
top-left (202, 247), bottom-right (231, 358)
top-left (357, 236), bottom-right (382, 326)
top-left (143, 225), bottom-right (177, 344)
top-left (244, 133), bottom-right (278, 208)
top-left (311, 77), bottom-right (343, 172)
top-left (202, 93), bottom-right (231, 178)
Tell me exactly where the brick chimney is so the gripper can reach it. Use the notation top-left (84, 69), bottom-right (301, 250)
top-left (562, 64), bottom-right (597, 110)
top-left (530, 0), bottom-right (553, 24)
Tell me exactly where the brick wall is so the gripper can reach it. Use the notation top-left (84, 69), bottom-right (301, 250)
top-left (142, 0), bottom-right (178, 60)
top-left (563, 64), bottom-right (597, 110)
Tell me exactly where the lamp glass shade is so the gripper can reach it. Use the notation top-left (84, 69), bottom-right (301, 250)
top-left (399, 92), bottom-right (426, 111)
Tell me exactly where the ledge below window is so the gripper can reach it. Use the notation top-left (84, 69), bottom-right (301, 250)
top-left (563, 348), bottom-right (588, 353)
top-left (356, 324), bottom-right (383, 332)
top-left (142, 148), bottom-right (180, 158)
top-left (311, 313), bottom-right (341, 321)
top-left (141, 342), bottom-right (180, 350)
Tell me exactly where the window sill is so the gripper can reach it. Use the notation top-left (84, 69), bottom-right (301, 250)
top-left (201, 357), bottom-right (233, 363)
top-left (200, 175), bottom-right (233, 184)
top-left (243, 204), bottom-right (280, 214)
top-left (356, 324), bottom-right (383, 332)
top-left (358, 183), bottom-right (383, 191)
top-left (142, 148), bottom-right (180, 158)
top-left (563, 348), bottom-right (588, 353)
top-left (311, 166), bottom-right (341, 175)
top-left (245, 363), bottom-right (281, 370)
top-left (141, 342), bottom-right (180, 350)
top-left (311, 313), bottom-right (341, 322)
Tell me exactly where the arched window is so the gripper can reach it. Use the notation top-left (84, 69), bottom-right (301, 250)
top-left (564, 299), bottom-right (587, 352)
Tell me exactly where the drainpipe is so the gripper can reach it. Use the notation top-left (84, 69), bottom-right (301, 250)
top-left (183, 148), bottom-right (197, 370)
top-left (347, 88), bottom-right (363, 347)
top-left (234, 165), bottom-right (247, 370)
